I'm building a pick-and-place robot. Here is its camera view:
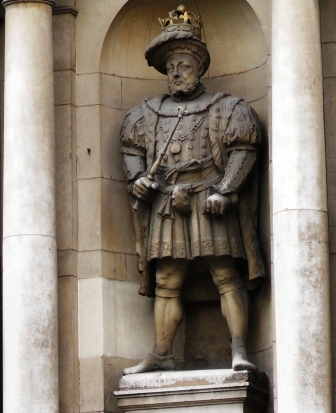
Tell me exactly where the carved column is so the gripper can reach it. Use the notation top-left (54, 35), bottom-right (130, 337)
top-left (2, 1), bottom-right (58, 412)
top-left (272, 1), bottom-right (332, 412)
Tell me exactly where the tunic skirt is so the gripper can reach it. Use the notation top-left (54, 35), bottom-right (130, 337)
top-left (147, 169), bottom-right (246, 261)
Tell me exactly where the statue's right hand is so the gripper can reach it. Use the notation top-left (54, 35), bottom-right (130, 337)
top-left (133, 176), bottom-right (158, 202)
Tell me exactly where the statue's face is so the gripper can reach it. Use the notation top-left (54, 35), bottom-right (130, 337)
top-left (166, 53), bottom-right (201, 96)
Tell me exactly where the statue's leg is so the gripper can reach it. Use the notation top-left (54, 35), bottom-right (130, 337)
top-left (205, 255), bottom-right (258, 372)
top-left (153, 257), bottom-right (189, 356)
top-left (123, 257), bottom-right (189, 375)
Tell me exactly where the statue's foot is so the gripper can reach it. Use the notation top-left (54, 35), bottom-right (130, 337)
top-left (232, 356), bottom-right (258, 372)
top-left (231, 339), bottom-right (258, 373)
top-left (123, 353), bottom-right (175, 375)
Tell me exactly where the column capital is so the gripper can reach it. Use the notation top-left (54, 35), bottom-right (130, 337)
top-left (2, 0), bottom-right (55, 7)
top-left (53, 5), bottom-right (78, 16)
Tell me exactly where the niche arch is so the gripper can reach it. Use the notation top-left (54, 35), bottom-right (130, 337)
top-left (99, 0), bottom-right (270, 370)
top-left (100, 0), bottom-right (269, 248)
top-left (100, 0), bottom-right (268, 116)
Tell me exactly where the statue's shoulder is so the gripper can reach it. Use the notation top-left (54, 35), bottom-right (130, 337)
top-left (208, 93), bottom-right (243, 110)
top-left (215, 94), bottom-right (257, 116)
top-left (122, 102), bottom-right (142, 126)
top-left (121, 95), bottom-right (167, 141)
top-left (206, 92), bottom-right (260, 145)
top-left (123, 94), bottom-right (167, 121)
top-left (210, 93), bottom-right (259, 125)
top-left (143, 94), bottom-right (169, 113)
top-left (206, 93), bottom-right (240, 124)
top-left (120, 104), bottom-right (144, 142)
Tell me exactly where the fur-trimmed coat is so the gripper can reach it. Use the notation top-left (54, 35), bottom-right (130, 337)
top-left (120, 91), bottom-right (265, 296)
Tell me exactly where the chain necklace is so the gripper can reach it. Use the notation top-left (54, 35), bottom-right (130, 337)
top-left (159, 116), bottom-right (206, 143)
top-left (159, 116), bottom-right (206, 155)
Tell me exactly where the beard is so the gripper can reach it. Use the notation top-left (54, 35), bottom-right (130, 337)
top-left (168, 78), bottom-right (199, 96)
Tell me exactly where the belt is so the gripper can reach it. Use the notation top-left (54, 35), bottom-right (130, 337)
top-left (155, 174), bottom-right (222, 220)
top-left (158, 155), bottom-right (215, 184)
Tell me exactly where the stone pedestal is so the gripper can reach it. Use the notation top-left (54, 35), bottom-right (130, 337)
top-left (115, 370), bottom-right (269, 413)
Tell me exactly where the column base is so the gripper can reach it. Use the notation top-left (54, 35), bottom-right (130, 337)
top-left (115, 369), bottom-right (269, 412)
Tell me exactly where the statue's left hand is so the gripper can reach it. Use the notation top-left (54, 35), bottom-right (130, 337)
top-left (202, 194), bottom-right (231, 215)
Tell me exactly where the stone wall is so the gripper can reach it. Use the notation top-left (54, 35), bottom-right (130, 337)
top-left (0, 0), bottom-right (321, 412)
top-left (0, 9), bottom-right (4, 403)
top-left (40, 0), bottom-right (333, 412)
top-left (68, 1), bottom-right (273, 412)
top-left (0, 0), bottom-right (272, 412)
top-left (321, 0), bottom-right (336, 409)
top-left (53, 1), bottom-right (79, 412)
top-left (0, 0), bottom-right (333, 411)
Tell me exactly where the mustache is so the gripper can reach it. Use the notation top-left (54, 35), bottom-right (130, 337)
top-left (168, 79), bottom-right (199, 96)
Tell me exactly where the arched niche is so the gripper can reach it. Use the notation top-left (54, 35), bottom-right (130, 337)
top-left (100, 0), bottom-right (269, 269)
top-left (100, 0), bottom-right (269, 245)
top-left (100, 0), bottom-right (267, 110)
top-left (99, 0), bottom-right (270, 371)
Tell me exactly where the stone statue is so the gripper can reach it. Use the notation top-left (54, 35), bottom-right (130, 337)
top-left (120, 4), bottom-right (265, 375)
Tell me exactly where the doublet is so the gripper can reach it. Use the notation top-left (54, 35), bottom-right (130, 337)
top-left (120, 86), bottom-right (265, 294)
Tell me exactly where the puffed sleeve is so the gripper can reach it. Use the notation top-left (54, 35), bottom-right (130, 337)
top-left (214, 100), bottom-right (261, 200)
top-left (223, 100), bottom-right (261, 148)
top-left (120, 105), bottom-right (147, 183)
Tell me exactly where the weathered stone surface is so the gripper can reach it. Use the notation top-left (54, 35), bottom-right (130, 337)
top-left (76, 72), bottom-right (100, 107)
top-left (78, 177), bottom-right (102, 251)
top-left (273, 209), bottom-right (331, 409)
top-left (101, 179), bottom-right (136, 253)
top-left (121, 78), bottom-right (167, 109)
top-left (248, 346), bottom-right (274, 413)
top-left (119, 369), bottom-right (267, 390)
top-left (273, 2), bottom-right (332, 411)
top-left (58, 249), bottom-right (77, 278)
top-left (53, 12), bottom-right (75, 71)
top-left (104, 356), bottom-right (144, 413)
top-left (204, 63), bottom-right (267, 104)
top-left (58, 276), bottom-right (79, 413)
top-left (320, 0), bottom-right (336, 43)
top-left (4, 235), bottom-right (59, 412)
top-left (101, 73), bottom-right (122, 109)
top-left (79, 357), bottom-right (104, 413)
top-left (3, 3), bottom-right (58, 412)
top-left (77, 105), bottom-right (101, 179)
top-left (54, 70), bottom-right (74, 105)
top-left (183, 301), bottom-right (231, 371)
top-left (116, 369), bottom-right (269, 413)
top-left (322, 42), bottom-right (336, 78)
top-left (118, 0), bottom-right (267, 379)
top-left (79, 278), bottom-right (104, 358)
top-left (55, 104), bottom-right (76, 251)
top-left (248, 276), bottom-right (273, 354)
top-left (100, 106), bottom-right (127, 181)
top-left (324, 77), bottom-right (336, 226)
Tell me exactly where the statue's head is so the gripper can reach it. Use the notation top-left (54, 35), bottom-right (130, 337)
top-left (166, 53), bottom-right (202, 96)
top-left (145, 3), bottom-right (210, 95)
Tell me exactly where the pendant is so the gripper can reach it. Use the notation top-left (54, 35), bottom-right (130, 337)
top-left (170, 142), bottom-right (181, 154)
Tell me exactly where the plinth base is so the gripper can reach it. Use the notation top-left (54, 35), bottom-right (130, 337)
top-left (115, 369), bottom-right (269, 412)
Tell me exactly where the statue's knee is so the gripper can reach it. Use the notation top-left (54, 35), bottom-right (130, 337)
top-left (213, 270), bottom-right (244, 295)
top-left (155, 268), bottom-right (182, 298)
top-left (206, 256), bottom-right (244, 295)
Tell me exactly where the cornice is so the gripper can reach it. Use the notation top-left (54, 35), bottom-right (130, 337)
top-left (2, 0), bottom-right (55, 7)
top-left (53, 5), bottom-right (78, 16)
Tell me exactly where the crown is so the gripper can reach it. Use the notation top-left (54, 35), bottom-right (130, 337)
top-left (158, 3), bottom-right (203, 40)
